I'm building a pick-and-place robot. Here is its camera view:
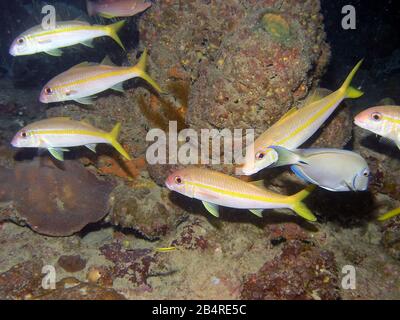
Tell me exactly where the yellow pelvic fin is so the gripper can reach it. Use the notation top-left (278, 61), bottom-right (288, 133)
top-left (108, 122), bottom-right (131, 160)
top-left (105, 20), bottom-right (126, 50)
top-left (289, 185), bottom-right (317, 222)
top-left (154, 247), bottom-right (177, 253)
top-left (99, 12), bottom-right (116, 19)
top-left (339, 60), bottom-right (364, 98)
top-left (377, 207), bottom-right (400, 221)
top-left (132, 48), bottom-right (163, 93)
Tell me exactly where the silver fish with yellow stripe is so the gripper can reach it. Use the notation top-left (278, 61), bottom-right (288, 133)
top-left (39, 49), bottom-right (161, 105)
top-left (354, 105), bottom-right (400, 149)
top-left (9, 20), bottom-right (126, 57)
top-left (166, 168), bottom-right (317, 221)
top-left (241, 60), bottom-right (364, 176)
top-left (11, 117), bottom-right (131, 161)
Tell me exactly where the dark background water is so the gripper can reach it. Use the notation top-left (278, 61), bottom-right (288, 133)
top-left (0, 0), bottom-right (399, 103)
top-left (320, 0), bottom-right (400, 107)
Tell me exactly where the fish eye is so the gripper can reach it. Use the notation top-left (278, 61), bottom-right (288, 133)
top-left (20, 131), bottom-right (27, 138)
top-left (174, 176), bottom-right (183, 185)
top-left (255, 151), bottom-right (265, 160)
top-left (363, 170), bottom-right (370, 177)
top-left (17, 38), bottom-right (24, 45)
top-left (371, 112), bottom-right (382, 121)
top-left (44, 87), bottom-right (53, 95)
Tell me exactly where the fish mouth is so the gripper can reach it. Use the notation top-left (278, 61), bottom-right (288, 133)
top-left (9, 47), bottom-right (16, 57)
top-left (165, 178), bottom-right (173, 190)
top-left (239, 166), bottom-right (258, 176)
top-left (10, 136), bottom-right (18, 147)
top-left (353, 118), bottom-right (364, 128)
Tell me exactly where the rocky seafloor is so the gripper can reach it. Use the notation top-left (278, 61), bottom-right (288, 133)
top-left (0, 0), bottom-right (400, 300)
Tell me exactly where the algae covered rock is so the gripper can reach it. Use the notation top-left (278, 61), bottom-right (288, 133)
top-left (241, 240), bottom-right (340, 300)
top-left (107, 178), bottom-right (188, 239)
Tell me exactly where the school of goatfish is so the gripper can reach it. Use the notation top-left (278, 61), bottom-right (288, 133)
top-left (7, 1), bottom-right (400, 222)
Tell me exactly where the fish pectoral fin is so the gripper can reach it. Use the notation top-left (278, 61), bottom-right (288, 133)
top-left (249, 209), bottom-right (263, 218)
top-left (75, 96), bottom-right (96, 105)
top-left (86, 144), bottom-right (97, 153)
top-left (38, 39), bottom-right (52, 44)
top-left (202, 201), bottom-right (219, 218)
top-left (269, 146), bottom-right (304, 167)
top-left (291, 165), bottom-right (315, 184)
top-left (45, 49), bottom-right (63, 57)
top-left (81, 40), bottom-right (94, 48)
top-left (111, 82), bottom-right (125, 93)
top-left (48, 147), bottom-right (69, 161)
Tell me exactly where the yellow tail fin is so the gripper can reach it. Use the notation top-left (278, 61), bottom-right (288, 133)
top-left (133, 49), bottom-right (163, 93)
top-left (109, 122), bottom-right (131, 160)
top-left (377, 207), bottom-right (400, 221)
top-left (339, 59), bottom-right (364, 98)
top-left (289, 185), bottom-right (317, 222)
top-left (105, 20), bottom-right (126, 50)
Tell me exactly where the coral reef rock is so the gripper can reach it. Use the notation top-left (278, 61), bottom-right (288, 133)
top-left (241, 240), bottom-right (340, 300)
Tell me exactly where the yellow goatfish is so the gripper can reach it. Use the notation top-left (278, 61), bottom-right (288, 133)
top-left (354, 105), bottom-right (400, 149)
top-left (9, 20), bottom-right (126, 57)
top-left (11, 117), bottom-right (131, 161)
top-left (165, 168), bottom-right (317, 221)
top-left (377, 208), bottom-right (400, 221)
top-left (241, 60), bottom-right (364, 176)
top-left (39, 49), bottom-right (161, 105)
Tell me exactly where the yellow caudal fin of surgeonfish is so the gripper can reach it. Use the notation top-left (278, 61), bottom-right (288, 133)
top-left (132, 49), bottom-right (163, 93)
top-left (377, 207), bottom-right (400, 221)
top-left (108, 122), bottom-right (131, 160)
top-left (289, 185), bottom-right (317, 222)
top-left (339, 59), bottom-right (364, 99)
top-left (105, 20), bottom-right (126, 50)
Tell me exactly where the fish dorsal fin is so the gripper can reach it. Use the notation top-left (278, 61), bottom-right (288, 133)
top-left (202, 201), bottom-right (219, 218)
top-left (51, 117), bottom-right (71, 121)
top-left (275, 107), bottom-right (298, 126)
top-left (101, 55), bottom-right (116, 66)
top-left (70, 62), bottom-right (97, 70)
top-left (301, 88), bottom-right (332, 108)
